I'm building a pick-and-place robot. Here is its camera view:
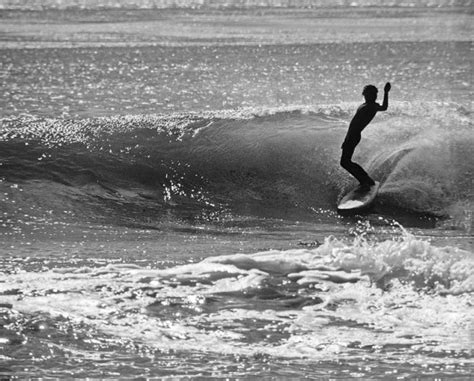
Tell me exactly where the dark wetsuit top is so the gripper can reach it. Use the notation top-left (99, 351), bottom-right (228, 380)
top-left (342, 102), bottom-right (382, 149)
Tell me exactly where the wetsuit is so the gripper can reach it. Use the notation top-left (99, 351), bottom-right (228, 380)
top-left (340, 102), bottom-right (384, 187)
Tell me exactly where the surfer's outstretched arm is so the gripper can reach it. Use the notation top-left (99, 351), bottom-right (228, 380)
top-left (378, 82), bottom-right (391, 111)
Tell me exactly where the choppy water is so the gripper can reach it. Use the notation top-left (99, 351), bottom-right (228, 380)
top-left (0, 3), bottom-right (473, 379)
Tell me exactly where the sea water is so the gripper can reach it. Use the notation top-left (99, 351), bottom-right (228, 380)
top-left (0, 2), bottom-right (473, 379)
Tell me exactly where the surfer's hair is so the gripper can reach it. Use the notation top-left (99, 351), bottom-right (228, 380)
top-left (362, 85), bottom-right (378, 101)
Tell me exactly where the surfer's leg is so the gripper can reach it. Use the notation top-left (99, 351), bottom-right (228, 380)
top-left (340, 145), bottom-right (375, 186)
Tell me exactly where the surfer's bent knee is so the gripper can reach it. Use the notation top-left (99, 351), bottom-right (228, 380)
top-left (340, 146), bottom-right (354, 168)
top-left (340, 157), bottom-right (349, 168)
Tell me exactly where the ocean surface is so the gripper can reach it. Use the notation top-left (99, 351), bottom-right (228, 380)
top-left (0, 2), bottom-right (473, 379)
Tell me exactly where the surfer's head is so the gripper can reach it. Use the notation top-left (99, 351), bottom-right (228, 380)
top-left (362, 85), bottom-right (378, 102)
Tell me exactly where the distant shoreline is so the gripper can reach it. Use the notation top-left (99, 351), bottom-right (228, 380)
top-left (1, 0), bottom-right (472, 11)
top-left (0, 7), bottom-right (471, 49)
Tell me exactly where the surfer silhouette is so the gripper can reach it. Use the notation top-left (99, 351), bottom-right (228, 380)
top-left (340, 82), bottom-right (391, 191)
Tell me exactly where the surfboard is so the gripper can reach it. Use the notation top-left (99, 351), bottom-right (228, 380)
top-left (337, 181), bottom-right (380, 213)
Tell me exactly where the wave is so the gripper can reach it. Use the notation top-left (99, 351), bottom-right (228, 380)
top-left (0, 102), bottom-right (472, 227)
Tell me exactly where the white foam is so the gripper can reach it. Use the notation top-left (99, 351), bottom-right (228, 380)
top-left (1, 232), bottom-right (472, 364)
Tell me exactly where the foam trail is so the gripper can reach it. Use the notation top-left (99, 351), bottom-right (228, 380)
top-left (1, 232), bottom-right (472, 353)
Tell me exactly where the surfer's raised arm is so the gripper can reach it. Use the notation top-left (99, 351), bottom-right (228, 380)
top-left (378, 82), bottom-right (391, 111)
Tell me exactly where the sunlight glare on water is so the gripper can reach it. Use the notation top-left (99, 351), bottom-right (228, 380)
top-left (0, 1), bottom-right (473, 379)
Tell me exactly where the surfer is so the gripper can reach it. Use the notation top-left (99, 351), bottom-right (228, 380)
top-left (340, 82), bottom-right (391, 191)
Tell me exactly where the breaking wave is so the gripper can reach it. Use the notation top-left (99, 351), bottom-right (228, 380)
top-left (0, 230), bottom-right (472, 377)
top-left (0, 102), bottom-right (472, 228)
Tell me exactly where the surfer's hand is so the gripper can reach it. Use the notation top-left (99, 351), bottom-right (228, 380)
top-left (384, 82), bottom-right (391, 92)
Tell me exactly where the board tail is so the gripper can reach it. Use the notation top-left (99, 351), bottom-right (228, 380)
top-left (337, 181), bottom-right (380, 212)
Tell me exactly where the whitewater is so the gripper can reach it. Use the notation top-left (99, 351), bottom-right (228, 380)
top-left (0, 3), bottom-right (473, 379)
